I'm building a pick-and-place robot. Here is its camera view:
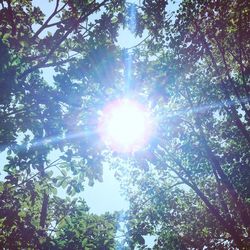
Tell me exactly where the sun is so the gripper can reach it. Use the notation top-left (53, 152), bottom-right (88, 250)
top-left (98, 98), bottom-right (153, 153)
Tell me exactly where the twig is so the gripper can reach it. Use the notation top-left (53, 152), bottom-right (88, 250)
top-left (33, 0), bottom-right (67, 39)
top-left (19, 0), bottom-right (109, 80)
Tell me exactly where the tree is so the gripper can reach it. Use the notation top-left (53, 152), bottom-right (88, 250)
top-left (54, 206), bottom-right (118, 250)
top-left (1, 0), bottom-right (250, 249)
top-left (0, 0), bottom-right (126, 248)
top-left (112, 0), bottom-right (250, 248)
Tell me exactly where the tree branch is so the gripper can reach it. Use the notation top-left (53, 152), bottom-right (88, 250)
top-left (32, 0), bottom-right (67, 39)
top-left (193, 19), bottom-right (250, 145)
top-left (19, 0), bottom-right (109, 80)
top-left (164, 160), bottom-right (244, 248)
top-left (185, 86), bottom-right (250, 232)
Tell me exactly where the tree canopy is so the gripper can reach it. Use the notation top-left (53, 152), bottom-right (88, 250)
top-left (0, 0), bottom-right (250, 249)
top-left (114, 0), bottom-right (250, 248)
top-left (0, 0), bottom-right (125, 248)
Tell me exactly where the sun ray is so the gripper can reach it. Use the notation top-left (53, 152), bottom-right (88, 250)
top-left (98, 98), bottom-right (153, 153)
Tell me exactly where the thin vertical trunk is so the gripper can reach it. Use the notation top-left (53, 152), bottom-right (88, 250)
top-left (40, 193), bottom-right (49, 229)
top-left (166, 161), bottom-right (244, 248)
top-left (213, 37), bottom-right (250, 122)
top-left (194, 21), bottom-right (250, 144)
top-left (39, 163), bottom-right (49, 230)
top-left (184, 86), bottom-right (250, 233)
top-left (195, 114), bottom-right (250, 231)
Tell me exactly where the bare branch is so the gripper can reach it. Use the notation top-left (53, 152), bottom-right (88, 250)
top-left (33, 0), bottom-right (68, 39)
top-left (19, 0), bottom-right (109, 80)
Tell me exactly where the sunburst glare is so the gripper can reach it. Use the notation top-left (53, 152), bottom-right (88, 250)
top-left (98, 99), bottom-right (153, 153)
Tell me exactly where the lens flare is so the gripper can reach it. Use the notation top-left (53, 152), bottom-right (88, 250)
top-left (98, 99), bottom-right (153, 153)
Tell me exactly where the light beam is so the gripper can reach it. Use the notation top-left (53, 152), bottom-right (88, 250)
top-left (98, 98), bottom-right (153, 153)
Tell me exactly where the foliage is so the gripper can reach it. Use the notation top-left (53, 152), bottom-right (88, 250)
top-left (0, 0), bottom-right (126, 248)
top-left (1, 0), bottom-right (250, 249)
top-left (111, 0), bottom-right (250, 249)
top-left (54, 208), bottom-right (118, 250)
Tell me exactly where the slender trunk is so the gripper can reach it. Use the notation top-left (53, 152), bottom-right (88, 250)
top-left (196, 115), bottom-right (250, 229)
top-left (213, 37), bottom-right (250, 122)
top-left (194, 21), bottom-right (250, 144)
top-left (166, 161), bottom-right (244, 248)
top-left (184, 86), bottom-right (250, 233)
top-left (40, 193), bottom-right (49, 229)
top-left (213, 168), bottom-right (233, 223)
top-left (39, 164), bottom-right (49, 230)
top-left (237, 2), bottom-right (250, 96)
